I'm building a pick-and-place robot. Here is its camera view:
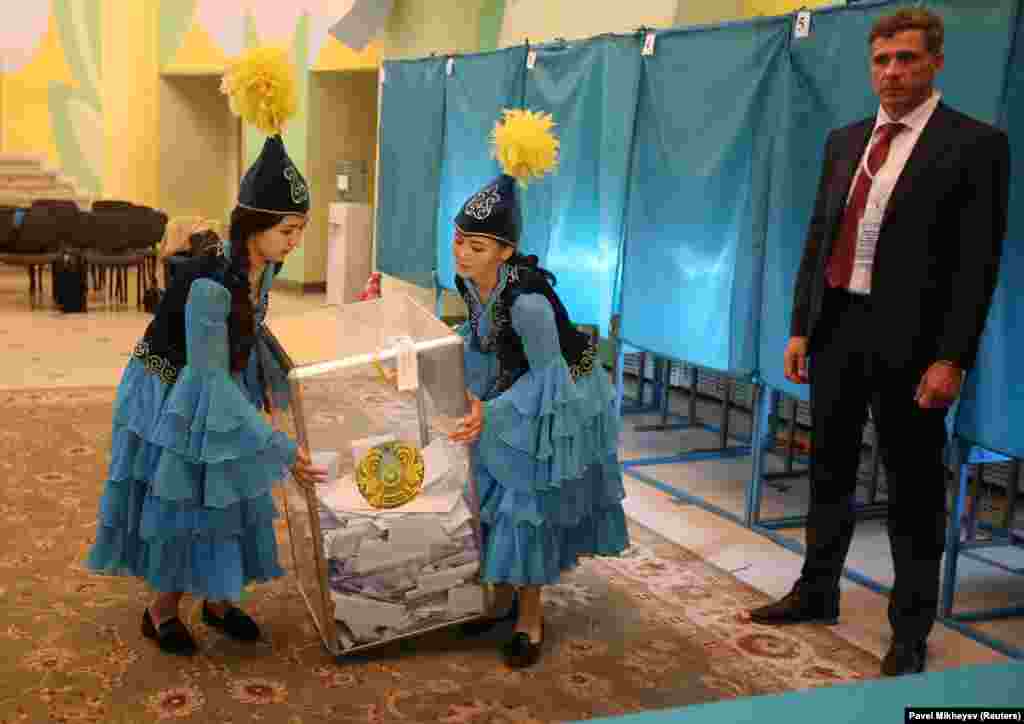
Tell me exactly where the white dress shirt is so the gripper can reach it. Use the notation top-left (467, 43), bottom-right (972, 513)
top-left (846, 90), bottom-right (942, 294)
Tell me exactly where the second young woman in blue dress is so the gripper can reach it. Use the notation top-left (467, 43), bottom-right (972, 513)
top-left (450, 110), bottom-right (630, 668)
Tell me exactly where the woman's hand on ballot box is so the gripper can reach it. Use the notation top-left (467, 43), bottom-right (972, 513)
top-left (291, 447), bottom-right (328, 487)
top-left (373, 360), bottom-right (399, 387)
top-left (449, 393), bottom-right (483, 445)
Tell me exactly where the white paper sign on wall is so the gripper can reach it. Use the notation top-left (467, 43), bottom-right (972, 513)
top-left (642, 31), bottom-right (656, 57)
top-left (794, 10), bottom-right (812, 39)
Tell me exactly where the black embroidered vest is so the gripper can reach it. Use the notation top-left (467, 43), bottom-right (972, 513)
top-left (132, 251), bottom-right (256, 385)
top-left (456, 264), bottom-right (597, 401)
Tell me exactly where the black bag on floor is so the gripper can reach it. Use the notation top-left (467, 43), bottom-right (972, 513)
top-left (142, 260), bottom-right (163, 314)
top-left (53, 252), bottom-right (88, 314)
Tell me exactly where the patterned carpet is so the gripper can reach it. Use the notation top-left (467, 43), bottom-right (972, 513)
top-left (0, 388), bottom-right (879, 724)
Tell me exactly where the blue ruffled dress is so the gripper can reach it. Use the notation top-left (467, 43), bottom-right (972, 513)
top-left (461, 270), bottom-right (630, 585)
top-left (87, 258), bottom-right (296, 601)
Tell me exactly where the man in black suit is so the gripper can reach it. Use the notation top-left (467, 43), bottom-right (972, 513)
top-left (747, 8), bottom-right (1010, 677)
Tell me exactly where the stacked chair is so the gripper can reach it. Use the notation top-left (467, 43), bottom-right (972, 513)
top-left (84, 204), bottom-right (167, 308)
top-left (0, 200), bottom-right (76, 304)
top-left (0, 198), bottom-right (169, 309)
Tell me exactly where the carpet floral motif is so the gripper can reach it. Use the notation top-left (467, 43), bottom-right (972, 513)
top-left (0, 388), bottom-right (878, 723)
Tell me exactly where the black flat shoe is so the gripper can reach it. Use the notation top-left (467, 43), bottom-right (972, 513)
top-left (202, 602), bottom-right (262, 642)
top-left (881, 639), bottom-right (926, 676)
top-left (502, 624), bottom-right (543, 669)
top-left (142, 609), bottom-right (197, 656)
top-left (460, 597), bottom-right (519, 637)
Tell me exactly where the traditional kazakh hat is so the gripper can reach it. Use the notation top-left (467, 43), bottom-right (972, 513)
top-left (454, 109), bottom-right (560, 246)
top-left (221, 46), bottom-right (309, 216)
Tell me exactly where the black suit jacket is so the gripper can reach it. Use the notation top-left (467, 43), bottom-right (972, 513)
top-left (790, 102), bottom-right (1010, 373)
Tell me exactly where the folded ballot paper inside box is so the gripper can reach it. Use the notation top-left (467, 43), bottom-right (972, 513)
top-left (265, 294), bottom-right (481, 652)
top-left (317, 436), bottom-right (484, 648)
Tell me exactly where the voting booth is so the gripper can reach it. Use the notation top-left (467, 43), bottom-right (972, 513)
top-left (261, 296), bottom-right (488, 656)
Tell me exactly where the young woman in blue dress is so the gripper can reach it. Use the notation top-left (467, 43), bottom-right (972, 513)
top-left (87, 48), bottom-right (327, 656)
top-left (449, 110), bottom-right (630, 668)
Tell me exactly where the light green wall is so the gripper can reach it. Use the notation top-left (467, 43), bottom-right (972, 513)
top-left (478, 0), bottom-right (507, 52)
top-left (498, 0), bottom-right (678, 47)
top-left (159, 0), bottom-right (195, 66)
top-left (381, 0), bottom-right (485, 59)
top-left (676, 0), bottom-right (746, 26)
top-left (49, 0), bottom-right (104, 196)
top-left (745, 0), bottom-right (837, 17)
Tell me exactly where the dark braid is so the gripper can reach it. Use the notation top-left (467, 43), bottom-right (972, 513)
top-left (227, 239), bottom-right (256, 373)
top-left (227, 206), bottom-right (284, 373)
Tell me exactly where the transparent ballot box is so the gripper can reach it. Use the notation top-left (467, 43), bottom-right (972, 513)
top-left (260, 295), bottom-right (487, 657)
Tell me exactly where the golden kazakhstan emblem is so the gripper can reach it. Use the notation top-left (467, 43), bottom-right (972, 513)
top-left (355, 441), bottom-right (425, 508)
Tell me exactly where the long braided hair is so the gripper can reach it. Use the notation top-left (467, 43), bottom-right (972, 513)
top-left (227, 206), bottom-right (285, 372)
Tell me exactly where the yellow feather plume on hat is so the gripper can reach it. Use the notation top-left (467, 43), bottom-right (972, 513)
top-left (491, 109), bottom-right (560, 186)
top-left (220, 46), bottom-right (298, 136)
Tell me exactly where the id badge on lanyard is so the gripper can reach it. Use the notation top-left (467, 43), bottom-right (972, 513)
top-left (855, 157), bottom-right (888, 267)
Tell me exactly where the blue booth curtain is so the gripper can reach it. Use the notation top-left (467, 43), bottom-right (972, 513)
top-left (758, 1), bottom-right (902, 399)
top-left (619, 19), bottom-right (789, 376)
top-left (375, 57), bottom-right (447, 288)
top-left (924, 0), bottom-right (1019, 125)
top-left (521, 35), bottom-right (642, 336)
top-left (434, 46), bottom-right (527, 292)
top-left (954, 0), bottom-right (1024, 458)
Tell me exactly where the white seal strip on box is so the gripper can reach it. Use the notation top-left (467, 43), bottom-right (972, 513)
top-left (288, 335), bottom-right (463, 381)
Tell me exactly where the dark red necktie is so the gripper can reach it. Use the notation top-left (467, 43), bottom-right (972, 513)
top-left (826, 122), bottom-right (905, 289)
